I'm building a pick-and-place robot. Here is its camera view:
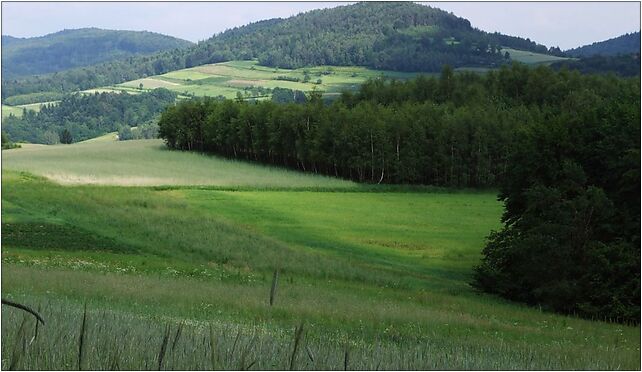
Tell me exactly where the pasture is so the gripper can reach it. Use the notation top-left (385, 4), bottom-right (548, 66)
top-left (1, 138), bottom-right (640, 370)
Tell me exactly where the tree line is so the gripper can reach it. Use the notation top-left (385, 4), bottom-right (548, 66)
top-left (3, 88), bottom-right (177, 144)
top-left (159, 64), bottom-right (640, 322)
top-left (158, 64), bottom-right (638, 188)
top-left (551, 53), bottom-right (641, 77)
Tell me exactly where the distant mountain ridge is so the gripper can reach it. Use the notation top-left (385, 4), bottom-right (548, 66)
top-left (566, 32), bottom-right (640, 57)
top-left (2, 3), bottom-right (560, 99)
top-left (2, 28), bottom-right (193, 78)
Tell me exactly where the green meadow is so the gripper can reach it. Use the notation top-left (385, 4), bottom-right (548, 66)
top-left (1, 139), bottom-right (639, 369)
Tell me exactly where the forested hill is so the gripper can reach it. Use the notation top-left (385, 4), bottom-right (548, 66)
top-left (566, 32), bottom-right (640, 57)
top-left (2, 2), bottom-right (558, 99)
top-left (207, 2), bottom-right (555, 70)
top-left (1, 28), bottom-right (193, 79)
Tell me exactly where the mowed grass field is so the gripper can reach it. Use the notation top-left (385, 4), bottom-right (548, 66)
top-left (1, 140), bottom-right (639, 370)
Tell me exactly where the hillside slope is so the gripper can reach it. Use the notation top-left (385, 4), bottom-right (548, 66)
top-left (1, 28), bottom-right (192, 79)
top-left (2, 2), bottom-right (558, 99)
top-left (566, 32), bottom-right (640, 57)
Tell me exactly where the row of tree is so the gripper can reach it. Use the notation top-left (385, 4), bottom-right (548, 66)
top-left (159, 64), bottom-right (638, 188)
top-left (158, 64), bottom-right (640, 322)
top-left (3, 89), bottom-right (177, 144)
top-left (552, 53), bottom-right (641, 77)
top-left (159, 84), bottom-right (515, 187)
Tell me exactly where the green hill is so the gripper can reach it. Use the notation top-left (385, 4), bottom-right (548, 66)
top-left (1, 28), bottom-right (192, 79)
top-left (566, 32), bottom-right (640, 57)
top-left (2, 3), bottom-right (560, 100)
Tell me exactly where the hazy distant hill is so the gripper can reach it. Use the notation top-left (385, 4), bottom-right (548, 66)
top-left (566, 32), bottom-right (640, 57)
top-left (2, 3), bottom-right (559, 99)
top-left (2, 28), bottom-right (192, 78)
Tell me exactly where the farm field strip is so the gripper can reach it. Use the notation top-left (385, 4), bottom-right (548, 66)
top-left (111, 60), bottom-right (421, 99)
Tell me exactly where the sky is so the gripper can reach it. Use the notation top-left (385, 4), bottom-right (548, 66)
top-left (2, 1), bottom-right (640, 50)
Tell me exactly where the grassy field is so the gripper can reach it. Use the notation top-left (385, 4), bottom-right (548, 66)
top-left (111, 60), bottom-right (421, 100)
top-left (2, 104), bottom-right (24, 118)
top-left (2, 139), bottom-right (354, 188)
top-left (501, 48), bottom-right (570, 65)
top-left (1, 139), bottom-right (639, 370)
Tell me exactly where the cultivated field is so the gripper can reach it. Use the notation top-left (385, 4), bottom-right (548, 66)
top-left (110, 60), bottom-right (420, 100)
top-left (1, 139), bottom-right (639, 370)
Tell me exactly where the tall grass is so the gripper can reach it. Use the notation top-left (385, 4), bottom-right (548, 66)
top-left (2, 298), bottom-right (637, 370)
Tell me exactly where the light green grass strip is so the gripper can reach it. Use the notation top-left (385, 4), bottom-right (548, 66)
top-left (2, 139), bottom-right (355, 188)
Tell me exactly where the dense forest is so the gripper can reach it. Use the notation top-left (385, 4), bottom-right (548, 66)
top-left (158, 64), bottom-right (640, 322)
top-left (158, 63), bottom-right (639, 188)
top-left (2, 28), bottom-right (192, 79)
top-left (566, 32), bottom-right (640, 57)
top-left (2, 89), bottom-right (177, 144)
top-left (473, 77), bottom-right (640, 323)
top-left (1, 2), bottom-right (557, 100)
top-left (551, 53), bottom-right (640, 77)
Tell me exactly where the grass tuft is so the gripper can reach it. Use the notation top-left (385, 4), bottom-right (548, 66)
top-left (289, 322), bottom-right (305, 370)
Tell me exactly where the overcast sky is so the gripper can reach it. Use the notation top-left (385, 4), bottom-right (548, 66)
top-left (2, 2), bottom-right (640, 50)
